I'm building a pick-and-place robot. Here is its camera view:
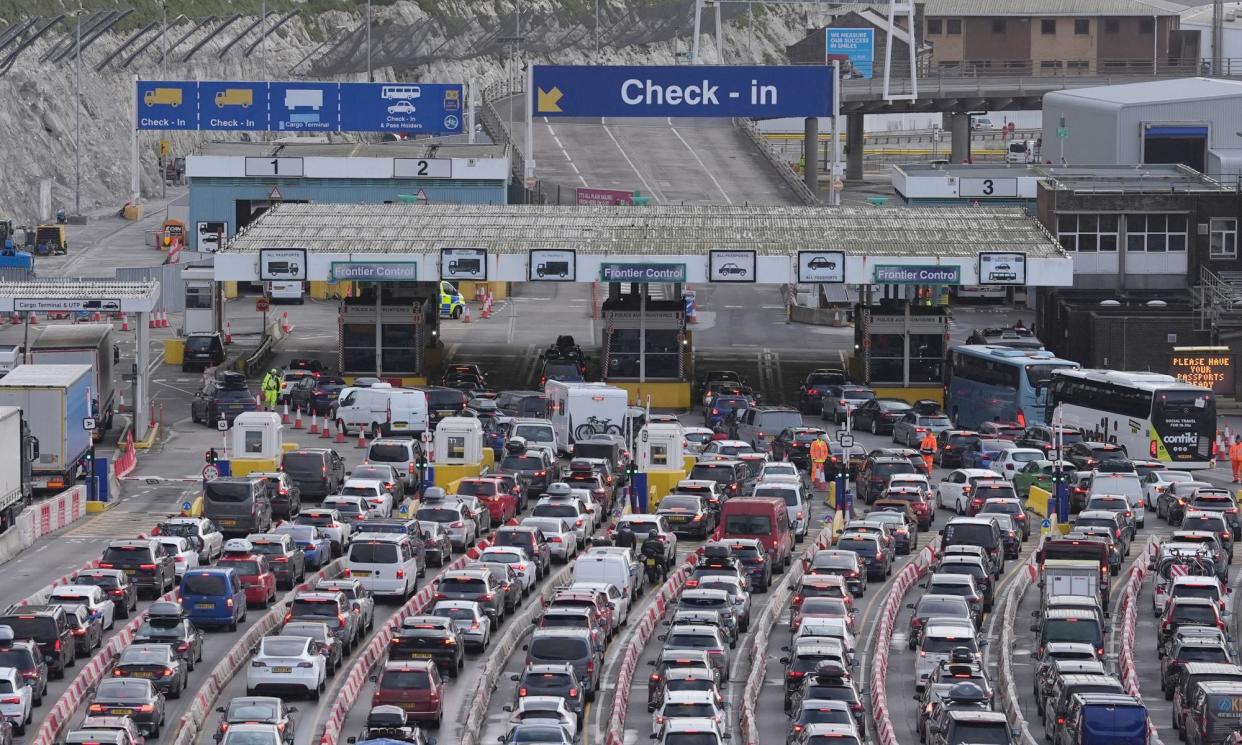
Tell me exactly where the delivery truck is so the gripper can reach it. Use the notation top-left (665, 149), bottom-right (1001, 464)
top-left (30, 324), bottom-right (117, 436)
top-left (1038, 558), bottom-right (1103, 612)
top-left (544, 380), bottom-right (628, 454)
top-left (0, 407), bottom-right (37, 531)
top-left (0, 365), bottom-right (92, 492)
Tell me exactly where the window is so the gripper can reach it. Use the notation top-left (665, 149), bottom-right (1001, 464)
top-left (1075, 19), bottom-right (1090, 34)
top-left (244, 430), bottom-right (263, 454)
top-left (1057, 213), bottom-right (1119, 253)
top-left (1041, 19), bottom-right (1056, 34)
top-left (1140, 17), bottom-right (1154, 33)
top-left (185, 286), bottom-right (213, 310)
top-left (1210, 218), bottom-right (1237, 258)
top-left (992, 18), bottom-right (1006, 33)
top-left (1104, 18), bottom-right (1120, 33)
top-left (1125, 213), bottom-right (1188, 252)
top-left (1041, 60), bottom-right (1063, 70)
top-left (927, 18), bottom-right (943, 34)
top-left (1067, 60), bottom-right (1090, 71)
top-left (947, 19), bottom-right (962, 34)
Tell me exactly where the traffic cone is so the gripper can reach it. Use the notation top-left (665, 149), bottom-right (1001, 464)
top-left (281, 403), bottom-right (290, 424)
top-left (481, 296), bottom-right (491, 320)
top-left (28, 313), bottom-right (35, 324)
top-left (321, 419), bottom-right (332, 439)
top-left (9, 313), bottom-right (17, 325)
top-left (293, 408), bottom-right (304, 430)
top-left (256, 393), bottom-right (264, 410)
top-left (161, 311), bottom-right (170, 329)
top-left (148, 312), bottom-right (157, 329)
top-left (309, 412), bottom-right (319, 435)
top-left (117, 389), bottom-right (125, 414)
top-left (356, 426), bottom-right (367, 449)
top-left (462, 304), bottom-right (472, 324)
top-left (334, 422), bottom-right (347, 444)
top-left (281, 312), bottom-right (291, 334)
top-left (120, 314), bottom-right (130, 332)
top-left (224, 322), bottom-right (232, 344)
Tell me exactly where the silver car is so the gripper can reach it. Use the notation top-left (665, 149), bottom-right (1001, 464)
top-left (521, 516), bottom-right (578, 562)
top-left (430, 600), bottom-right (491, 651)
top-left (892, 412), bottom-right (954, 448)
top-left (531, 499), bottom-right (589, 544)
top-left (416, 502), bottom-right (476, 551)
top-left (915, 621), bottom-right (980, 690)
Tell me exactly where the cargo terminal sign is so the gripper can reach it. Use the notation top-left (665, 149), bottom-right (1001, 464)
top-left (532, 65), bottom-right (834, 119)
top-left (1170, 347), bottom-right (1235, 395)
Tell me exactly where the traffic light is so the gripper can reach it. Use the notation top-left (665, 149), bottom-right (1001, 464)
top-left (205, 448), bottom-right (219, 465)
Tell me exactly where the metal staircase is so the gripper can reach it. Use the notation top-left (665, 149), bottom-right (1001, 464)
top-left (1193, 266), bottom-right (1242, 331)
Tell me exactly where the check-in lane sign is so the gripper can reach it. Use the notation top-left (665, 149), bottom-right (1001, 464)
top-left (532, 65), bottom-right (834, 119)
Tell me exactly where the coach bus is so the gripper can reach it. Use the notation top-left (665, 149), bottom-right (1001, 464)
top-left (944, 345), bottom-right (1080, 429)
top-left (1046, 369), bottom-right (1216, 470)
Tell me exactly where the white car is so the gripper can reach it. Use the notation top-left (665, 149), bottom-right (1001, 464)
top-left (682, 427), bottom-right (714, 455)
top-left (521, 516), bottom-right (579, 562)
top-left (758, 462), bottom-right (801, 482)
top-left (157, 517), bottom-right (224, 564)
top-left (792, 616), bottom-right (857, 654)
top-left (478, 547), bottom-right (537, 594)
top-left (570, 580), bottom-right (630, 626)
top-left (296, 509), bottom-right (352, 551)
top-left (567, 487), bottom-right (604, 532)
top-left (989, 448), bottom-right (1045, 481)
top-left (1087, 471), bottom-right (1146, 529)
top-left (530, 500), bottom-right (589, 545)
top-left (652, 690), bottom-right (726, 731)
top-left (936, 468), bottom-right (1004, 514)
top-left (0, 666), bottom-right (32, 734)
top-left (387, 100), bottom-right (416, 115)
top-left (698, 440), bottom-right (756, 461)
top-left (246, 636), bottom-right (326, 699)
top-left (340, 479), bottom-right (393, 518)
top-left (654, 716), bottom-right (728, 745)
top-left (322, 495), bottom-right (373, 525)
top-left (430, 600), bottom-right (491, 650)
top-left (48, 585), bottom-right (116, 631)
top-left (752, 480), bottom-right (808, 540)
top-left (220, 723), bottom-right (284, 745)
top-left (1142, 469), bottom-right (1195, 510)
top-left (156, 536), bottom-right (201, 578)
top-left (887, 473), bottom-right (934, 501)
top-left (507, 696), bottom-right (578, 740)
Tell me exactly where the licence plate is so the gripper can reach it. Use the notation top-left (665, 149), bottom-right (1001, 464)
top-left (124, 569), bottom-right (137, 575)
top-left (196, 603), bottom-right (214, 609)
top-left (410, 652), bottom-right (432, 659)
top-left (391, 423), bottom-right (408, 430)
top-left (110, 709), bottom-right (133, 716)
top-left (667, 516), bottom-right (687, 523)
top-left (352, 570), bottom-right (371, 577)
top-left (274, 666), bottom-right (292, 674)
top-left (131, 671), bottom-right (155, 679)
top-left (219, 519), bottom-right (238, 527)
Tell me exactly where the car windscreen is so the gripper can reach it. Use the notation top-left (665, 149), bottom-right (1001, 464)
top-left (204, 482), bottom-right (252, 503)
top-left (943, 523), bottom-right (996, 548)
top-left (417, 508), bottom-right (461, 523)
top-left (922, 635), bottom-right (978, 653)
top-left (723, 515), bottom-right (770, 535)
top-left (916, 597), bottom-right (969, 618)
top-left (0, 616), bottom-right (54, 640)
top-left (949, 723), bottom-right (1010, 745)
top-left (220, 560), bottom-right (262, 575)
top-left (226, 701), bottom-right (278, 721)
top-left (367, 444), bottom-right (411, 463)
top-left (439, 577), bottom-right (487, 593)
top-left (753, 487), bottom-right (800, 506)
top-left (349, 542), bottom-right (399, 563)
top-left (182, 573), bottom-right (227, 595)
top-left (534, 504), bottom-right (579, 518)
top-left (101, 545), bottom-right (154, 565)
top-left (528, 637), bottom-right (588, 660)
top-left (1044, 619), bottom-right (1102, 644)
top-left (290, 599), bottom-right (340, 620)
top-left (659, 496), bottom-right (701, 511)
top-left (502, 455), bottom-right (544, 471)
top-left (282, 453), bottom-right (325, 475)
top-left (379, 668), bottom-right (431, 689)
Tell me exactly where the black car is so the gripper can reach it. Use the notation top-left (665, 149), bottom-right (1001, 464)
top-left (657, 494), bottom-right (717, 539)
top-left (132, 601), bottom-right (204, 670)
top-left (99, 540), bottom-right (177, 599)
top-left (61, 605), bottom-right (101, 656)
top-left (73, 569), bottom-right (140, 620)
top-left (1067, 442), bottom-right (1131, 472)
top-left (388, 616), bottom-right (465, 678)
top-left (423, 386), bottom-right (469, 424)
top-left (289, 375), bottom-right (347, 416)
top-left (771, 427), bottom-right (829, 470)
top-left (280, 448), bottom-right (347, 501)
top-left (836, 533), bottom-right (892, 580)
top-left (419, 523), bottom-right (453, 567)
top-left (511, 663), bottom-right (586, 720)
top-left (112, 644), bottom-right (188, 699)
top-left (498, 447), bottom-right (556, 498)
top-left (190, 371), bottom-right (255, 427)
top-left (1016, 425), bottom-right (1085, 457)
top-left (181, 333), bottom-right (226, 373)
top-left (247, 534), bottom-right (307, 590)
top-left (0, 631), bottom-right (47, 705)
top-left (796, 369), bottom-right (849, 414)
top-left (850, 398), bottom-right (914, 436)
top-left (88, 678), bottom-right (167, 737)
top-left (855, 457), bottom-right (918, 505)
top-left (806, 550), bottom-right (866, 596)
top-left (214, 697), bottom-right (298, 744)
top-left (0, 607), bottom-right (74, 679)
top-left (937, 431), bottom-right (982, 469)
top-left (434, 570), bottom-right (505, 622)
top-left (723, 539), bottom-right (772, 592)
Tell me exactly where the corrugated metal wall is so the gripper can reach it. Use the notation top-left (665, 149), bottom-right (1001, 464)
top-left (116, 264), bottom-right (185, 312)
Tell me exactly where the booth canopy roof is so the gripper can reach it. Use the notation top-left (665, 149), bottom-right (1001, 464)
top-left (0, 279), bottom-right (160, 313)
top-left (221, 203), bottom-right (1067, 259)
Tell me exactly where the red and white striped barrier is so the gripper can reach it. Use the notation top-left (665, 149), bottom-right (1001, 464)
top-left (316, 538), bottom-right (494, 745)
top-left (602, 554), bottom-right (700, 745)
top-left (30, 587), bottom-right (179, 745)
top-left (1117, 539), bottom-right (1158, 699)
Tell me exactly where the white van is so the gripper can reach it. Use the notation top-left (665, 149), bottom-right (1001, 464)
top-left (345, 534), bottom-right (419, 598)
top-left (1005, 139), bottom-right (1038, 164)
top-left (333, 384), bottom-right (429, 437)
top-left (508, 418), bottom-right (557, 452)
top-left (572, 552), bottom-right (635, 602)
top-left (544, 381), bottom-right (628, 454)
top-left (266, 281), bottom-right (305, 304)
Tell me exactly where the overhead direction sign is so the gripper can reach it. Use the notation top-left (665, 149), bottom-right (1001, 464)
top-left (136, 80), bottom-right (465, 134)
top-left (531, 65), bottom-right (834, 119)
top-left (15, 298), bottom-right (120, 312)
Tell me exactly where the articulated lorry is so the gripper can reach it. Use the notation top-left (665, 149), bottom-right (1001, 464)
top-left (30, 324), bottom-right (117, 436)
top-left (0, 407), bottom-right (37, 531)
top-left (0, 365), bottom-right (91, 492)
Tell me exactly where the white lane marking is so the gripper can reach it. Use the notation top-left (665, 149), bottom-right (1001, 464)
top-left (667, 118), bottom-right (733, 205)
top-left (602, 123), bottom-right (661, 202)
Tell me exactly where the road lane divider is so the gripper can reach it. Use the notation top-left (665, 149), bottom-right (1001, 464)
top-left (1, 485), bottom-right (90, 569)
top-left (1115, 538), bottom-right (1165, 745)
top-left (167, 558), bottom-right (348, 745)
top-left (315, 538), bottom-right (493, 745)
top-left (459, 564), bottom-right (574, 745)
top-left (996, 553), bottom-right (1040, 745)
top-left (30, 586), bottom-right (179, 745)
top-left (866, 536), bottom-right (941, 745)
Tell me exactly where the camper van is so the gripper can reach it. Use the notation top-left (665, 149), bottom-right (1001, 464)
top-left (544, 381), bottom-right (628, 455)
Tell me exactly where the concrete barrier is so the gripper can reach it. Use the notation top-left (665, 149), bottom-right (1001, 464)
top-left (0, 486), bottom-right (88, 567)
top-left (167, 558), bottom-right (348, 745)
top-left (29, 587), bottom-right (179, 745)
top-left (458, 565), bottom-right (574, 745)
top-left (996, 556), bottom-right (1041, 745)
top-left (315, 538), bottom-right (493, 745)
top-left (1114, 539), bottom-right (1165, 745)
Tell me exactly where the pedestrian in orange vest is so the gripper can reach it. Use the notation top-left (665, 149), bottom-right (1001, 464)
top-left (809, 434), bottom-right (830, 486)
top-left (919, 430), bottom-right (938, 474)
top-left (1231, 436), bottom-right (1242, 483)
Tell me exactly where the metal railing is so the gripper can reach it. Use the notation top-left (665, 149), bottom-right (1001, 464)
top-left (732, 117), bottom-right (819, 205)
top-left (1194, 265), bottom-right (1242, 330)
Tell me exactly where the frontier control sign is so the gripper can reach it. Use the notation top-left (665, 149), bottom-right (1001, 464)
top-left (873, 265), bottom-right (962, 285)
top-left (600, 263), bottom-right (687, 282)
top-left (532, 65), bottom-right (834, 119)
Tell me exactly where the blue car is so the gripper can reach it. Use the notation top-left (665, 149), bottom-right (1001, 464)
top-left (274, 524), bottom-right (332, 570)
top-left (962, 439), bottom-right (1016, 470)
top-left (705, 395), bottom-right (749, 428)
top-left (179, 567), bottom-right (247, 630)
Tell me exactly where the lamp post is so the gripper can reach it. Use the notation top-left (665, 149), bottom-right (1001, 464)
top-left (73, 1), bottom-right (83, 218)
top-left (366, 0), bottom-right (373, 82)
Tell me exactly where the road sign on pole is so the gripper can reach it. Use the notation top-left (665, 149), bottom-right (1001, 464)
top-left (531, 65), bottom-right (834, 119)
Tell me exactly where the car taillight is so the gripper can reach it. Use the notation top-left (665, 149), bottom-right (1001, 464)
top-left (163, 667), bottom-right (175, 677)
top-left (53, 640), bottom-right (60, 652)
top-left (338, 614), bottom-right (347, 629)
top-left (451, 521), bottom-right (464, 528)
top-left (138, 704), bottom-right (155, 713)
top-left (175, 556), bottom-right (185, 563)
top-left (1114, 529), bottom-right (1121, 538)
top-left (140, 564), bottom-right (156, 570)
top-left (792, 594), bottom-right (804, 606)
top-left (911, 617), bottom-right (922, 628)
top-left (587, 660), bottom-right (595, 675)
top-left (575, 519), bottom-right (584, 528)
top-left (787, 670), bottom-right (805, 678)
top-left (395, 568), bottom-right (405, 579)
top-left (481, 593), bottom-right (494, 601)
top-left (72, 629), bottom-right (86, 637)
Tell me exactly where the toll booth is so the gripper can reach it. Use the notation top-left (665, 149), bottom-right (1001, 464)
top-left (340, 283), bottom-right (438, 384)
top-left (228, 412), bottom-right (287, 475)
top-left (182, 264), bottom-right (223, 336)
top-left (433, 416), bottom-right (495, 490)
top-left (854, 293), bottom-right (950, 403)
top-left (600, 284), bottom-right (691, 409)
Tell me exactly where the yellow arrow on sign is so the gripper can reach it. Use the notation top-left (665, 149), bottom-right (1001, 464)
top-left (537, 86), bottom-right (563, 113)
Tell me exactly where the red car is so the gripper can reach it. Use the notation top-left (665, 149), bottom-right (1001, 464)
top-left (458, 478), bottom-right (518, 524)
top-left (371, 659), bottom-right (444, 726)
top-left (217, 546), bottom-right (278, 608)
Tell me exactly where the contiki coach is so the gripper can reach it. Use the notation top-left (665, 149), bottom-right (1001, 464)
top-left (1047, 369), bottom-right (1216, 470)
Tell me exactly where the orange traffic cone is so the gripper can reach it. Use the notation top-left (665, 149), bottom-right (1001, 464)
top-left (27, 313), bottom-right (35, 324)
top-left (321, 419), bottom-right (332, 439)
top-left (462, 304), bottom-right (472, 324)
top-left (309, 412), bottom-right (319, 435)
top-left (224, 322), bottom-right (233, 344)
top-left (281, 403), bottom-right (290, 424)
top-left (334, 422), bottom-right (347, 444)
top-left (356, 426), bottom-right (367, 449)
top-left (9, 313), bottom-right (17, 325)
top-left (293, 408), bottom-right (304, 430)
top-left (120, 314), bottom-right (130, 332)
top-left (148, 312), bottom-right (157, 329)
